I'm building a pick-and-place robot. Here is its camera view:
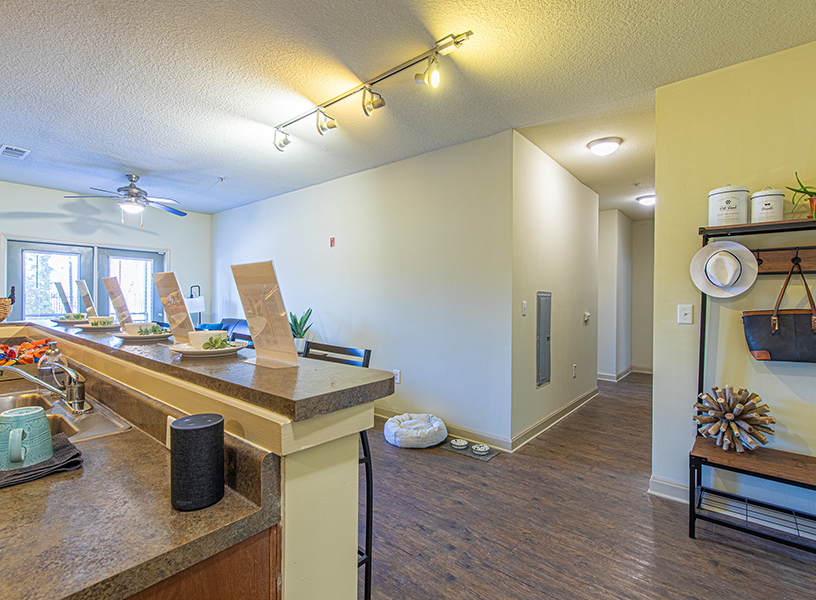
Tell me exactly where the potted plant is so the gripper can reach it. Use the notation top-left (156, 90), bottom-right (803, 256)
top-left (289, 308), bottom-right (312, 354)
top-left (787, 172), bottom-right (816, 219)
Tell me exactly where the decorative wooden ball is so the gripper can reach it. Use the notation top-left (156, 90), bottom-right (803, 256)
top-left (693, 385), bottom-right (775, 452)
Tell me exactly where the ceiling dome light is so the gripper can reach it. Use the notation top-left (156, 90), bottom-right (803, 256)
top-left (274, 128), bottom-right (292, 152)
top-left (414, 55), bottom-right (441, 88)
top-left (637, 195), bottom-right (656, 206)
top-left (119, 200), bottom-right (144, 213)
top-left (316, 109), bottom-right (338, 135)
top-left (587, 137), bottom-right (623, 156)
top-left (362, 87), bottom-right (385, 117)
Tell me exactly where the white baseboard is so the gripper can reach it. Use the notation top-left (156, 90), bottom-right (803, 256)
top-left (375, 386), bottom-right (599, 454)
top-left (648, 476), bottom-right (688, 504)
top-left (597, 368), bottom-right (632, 382)
top-left (510, 387), bottom-right (599, 452)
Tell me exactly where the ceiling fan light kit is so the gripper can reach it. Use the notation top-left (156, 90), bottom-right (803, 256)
top-left (271, 30), bottom-right (472, 151)
top-left (65, 173), bottom-right (187, 224)
top-left (587, 136), bottom-right (623, 156)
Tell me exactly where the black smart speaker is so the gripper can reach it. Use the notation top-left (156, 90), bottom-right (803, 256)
top-left (170, 413), bottom-right (225, 511)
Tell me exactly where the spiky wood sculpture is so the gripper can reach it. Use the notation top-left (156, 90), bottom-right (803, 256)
top-left (693, 386), bottom-right (775, 452)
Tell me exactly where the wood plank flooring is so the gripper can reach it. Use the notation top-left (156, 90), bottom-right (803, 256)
top-left (360, 373), bottom-right (816, 599)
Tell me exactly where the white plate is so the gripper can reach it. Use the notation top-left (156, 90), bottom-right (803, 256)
top-left (169, 342), bottom-right (248, 357)
top-left (51, 319), bottom-right (89, 326)
top-left (76, 323), bottom-right (122, 332)
top-left (113, 332), bottom-right (173, 342)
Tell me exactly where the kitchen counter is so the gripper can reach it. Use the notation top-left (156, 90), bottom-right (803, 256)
top-left (0, 322), bottom-right (393, 599)
top-left (31, 321), bottom-right (392, 421)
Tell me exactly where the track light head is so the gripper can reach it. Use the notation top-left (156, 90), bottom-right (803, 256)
top-left (316, 109), bottom-right (338, 135)
top-left (414, 55), bottom-right (441, 88)
top-left (274, 128), bottom-right (292, 152)
top-left (362, 87), bottom-right (385, 117)
top-left (119, 200), bottom-right (144, 214)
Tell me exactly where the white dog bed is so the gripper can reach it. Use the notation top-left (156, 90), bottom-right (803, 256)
top-left (384, 413), bottom-right (448, 448)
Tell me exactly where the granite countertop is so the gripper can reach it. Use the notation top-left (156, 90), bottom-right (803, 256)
top-left (22, 322), bottom-right (394, 421)
top-left (0, 416), bottom-right (277, 600)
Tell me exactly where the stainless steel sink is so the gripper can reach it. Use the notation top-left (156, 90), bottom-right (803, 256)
top-left (0, 389), bottom-right (131, 443)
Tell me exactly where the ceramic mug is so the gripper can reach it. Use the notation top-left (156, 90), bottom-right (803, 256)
top-left (0, 406), bottom-right (54, 470)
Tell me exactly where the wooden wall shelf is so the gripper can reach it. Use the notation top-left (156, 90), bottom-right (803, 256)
top-left (699, 219), bottom-right (816, 239)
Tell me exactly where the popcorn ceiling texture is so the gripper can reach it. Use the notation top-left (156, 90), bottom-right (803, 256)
top-left (0, 0), bottom-right (814, 214)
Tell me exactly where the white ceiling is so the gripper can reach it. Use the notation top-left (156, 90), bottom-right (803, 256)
top-left (1, 0), bottom-right (814, 220)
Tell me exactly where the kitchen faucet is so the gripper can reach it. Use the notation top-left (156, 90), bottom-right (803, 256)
top-left (0, 342), bottom-right (90, 414)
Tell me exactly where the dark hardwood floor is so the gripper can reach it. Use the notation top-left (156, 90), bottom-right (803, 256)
top-left (360, 373), bottom-right (816, 599)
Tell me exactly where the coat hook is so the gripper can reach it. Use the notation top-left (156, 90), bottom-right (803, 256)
top-left (792, 247), bottom-right (801, 265)
top-left (755, 249), bottom-right (763, 267)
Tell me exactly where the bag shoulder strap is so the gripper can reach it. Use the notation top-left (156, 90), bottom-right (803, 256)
top-left (772, 261), bottom-right (816, 332)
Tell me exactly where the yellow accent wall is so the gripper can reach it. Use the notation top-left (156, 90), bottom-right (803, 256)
top-left (652, 41), bottom-right (816, 508)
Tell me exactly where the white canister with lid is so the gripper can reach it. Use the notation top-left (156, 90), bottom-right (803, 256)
top-left (751, 188), bottom-right (784, 223)
top-left (708, 185), bottom-right (749, 226)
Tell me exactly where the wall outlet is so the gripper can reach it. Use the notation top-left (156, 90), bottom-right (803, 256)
top-left (392, 370), bottom-right (401, 384)
top-left (573, 364), bottom-right (577, 378)
top-left (678, 304), bottom-right (694, 325)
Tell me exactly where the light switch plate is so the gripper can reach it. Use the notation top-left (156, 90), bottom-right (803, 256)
top-left (678, 304), bottom-right (694, 325)
top-left (522, 301), bottom-right (527, 316)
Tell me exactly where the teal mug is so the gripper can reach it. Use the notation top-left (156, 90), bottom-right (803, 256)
top-left (0, 406), bottom-right (54, 470)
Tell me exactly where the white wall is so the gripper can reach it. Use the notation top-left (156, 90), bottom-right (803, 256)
top-left (597, 209), bottom-right (632, 380)
top-left (511, 132), bottom-right (598, 442)
top-left (0, 180), bottom-right (212, 320)
top-left (631, 220), bottom-right (654, 372)
top-left (213, 132), bottom-right (515, 442)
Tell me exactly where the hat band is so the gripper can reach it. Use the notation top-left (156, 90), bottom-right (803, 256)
top-left (705, 251), bottom-right (742, 288)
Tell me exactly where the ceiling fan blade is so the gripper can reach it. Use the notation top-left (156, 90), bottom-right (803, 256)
top-left (90, 187), bottom-right (123, 195)
top-left (144, 195), bottom-right (179, 204)
top-left (64, 194), bottom-right (118, 199)
top-left (146, 201), bottom-right (186, 217)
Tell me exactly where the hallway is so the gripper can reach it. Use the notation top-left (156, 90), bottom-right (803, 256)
top-left (361, 374), bottom-right (816, 599)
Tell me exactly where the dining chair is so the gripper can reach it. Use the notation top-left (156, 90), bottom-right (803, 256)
top-left (303, 340), bottom-right (373, 600)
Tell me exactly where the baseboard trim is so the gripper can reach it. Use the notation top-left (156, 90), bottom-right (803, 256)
top-left (510, 387), bottom-right (599, 452)
top-left (373, 406), bottom-right (513, 452)
top-left (374, 386), bottom-right (600, 454)
top-left (597, 368), bottom-right (631, 382)
top-left (648, 476), bottom-right (688, 504)
top-left (631, 366), bottom-right (653, 374)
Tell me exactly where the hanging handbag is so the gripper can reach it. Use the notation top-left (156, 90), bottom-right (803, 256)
top-left (742, 260), bottom-right (816, 362)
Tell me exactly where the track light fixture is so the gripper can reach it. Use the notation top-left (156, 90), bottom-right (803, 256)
top-left (362, 87), bottom-right (386, 116)
top-left (414, 54), bottom-right (441, 88)
top-left (274, 128), bottom-right (292, 152)
top-left (316, 109), bottom-right (338, 135)
top-left (271, 30), bottom-right (473, 150)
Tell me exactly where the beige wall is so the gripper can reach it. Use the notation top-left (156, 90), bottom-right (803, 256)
top-left (652, 40), bottom-right (816, 510)
top-left (511, 132), bottom-right (599, 442)
top-left (0, 180), bottom-right (212, 319)
top-left (213, 132), bottom-right (515, 442)
top-left (631, 220), bottom-right (654, 372)
top-left (597, 209), bottom-right (632, 380)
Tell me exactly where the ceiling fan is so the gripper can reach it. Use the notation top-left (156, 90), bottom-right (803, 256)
top-left (65, 174), bottom-right (187, 222)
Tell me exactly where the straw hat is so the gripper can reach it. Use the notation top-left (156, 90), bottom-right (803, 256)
top-left (690, 241), bottom-right (758, 298)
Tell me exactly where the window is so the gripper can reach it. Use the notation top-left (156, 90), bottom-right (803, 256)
top-left (6, 240), bottom-right (166, 322)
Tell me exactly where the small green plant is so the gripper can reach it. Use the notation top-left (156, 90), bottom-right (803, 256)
top-left (289, 308), bottom-right (313, 339)
top-left (786, 172), bottom-right (816, 218)
top-left (138, 323), bottom-right (169, 335)
top-left (202, 335), bottom-right (230, 350)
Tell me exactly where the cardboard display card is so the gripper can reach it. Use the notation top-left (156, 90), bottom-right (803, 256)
top-left (152, 272), bottom-right (194, 343)
top-left (231, 261), bottom-right (299, 367)
top-left (102, 277), bottom-right (133, 325)
top-left (75, 280), bottom-right (98, 317)
top-left (54, 282), bottom-right (72, 313)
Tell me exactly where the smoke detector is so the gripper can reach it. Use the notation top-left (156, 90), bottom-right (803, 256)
top-left (0, 145), bottom-right (31, 160)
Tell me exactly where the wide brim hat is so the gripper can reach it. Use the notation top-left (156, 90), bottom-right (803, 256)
top-left (690, 241), bottom-right (758, 298)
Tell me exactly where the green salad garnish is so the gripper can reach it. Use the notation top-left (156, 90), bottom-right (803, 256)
top-left (202, 336), bottom-right (231, 350)
top-left (90, 320), bottom-right (113, 326)
top-left (63, 313), bottom-right (86, 320)
top-left (138, 324), bottom-right (170, 335)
